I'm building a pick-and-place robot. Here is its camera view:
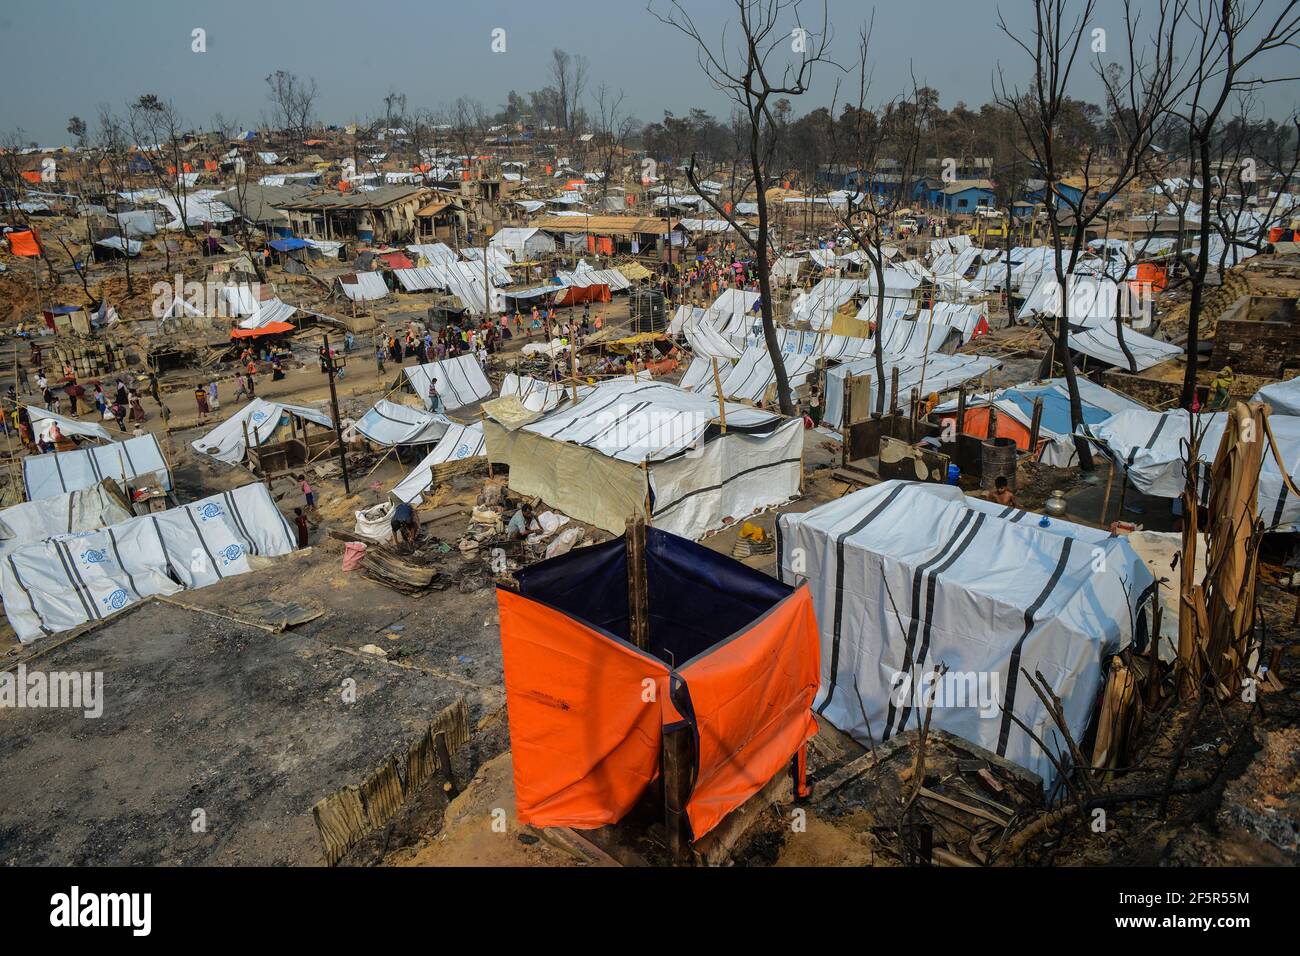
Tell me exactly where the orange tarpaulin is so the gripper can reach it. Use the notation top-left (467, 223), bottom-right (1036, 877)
top-left (675, 586), bottom-right (820, 836)
top-left (7, 229), bottom-right (41, 257)
top-left (556, 284), bottom-right (611, 306)
top-left (498, 528), bottom-right (820, 840)
top-left (498, 588), bottom-right (670, 828)
top-left (230, 321), bottom-right (294, 339)
top-left (19, 170), bottom-right (41, 184)
top-left (938, 407), bottom-right (1033, 450)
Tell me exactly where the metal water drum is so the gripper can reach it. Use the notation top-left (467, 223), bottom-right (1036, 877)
top-left (980, 436), bottom-right (1018, 490)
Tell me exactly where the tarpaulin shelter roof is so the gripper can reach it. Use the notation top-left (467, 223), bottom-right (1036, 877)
top-left (336, 271), bottom-right (389, 301)
top-left (823, 353), bottom-right (1002, 427)
top-left (1, 483), bottom-right (297, 643)
top-left (22, 433), bottom-right (171, 502)
top-left (230, 321), bottom-right (294, 339)
top-left (1254, 375), bottom-right (1300, 416)
top-left (693, 345), bottom-right (816, 406)
top-left (498, 373), bottom-right (571, 413)
top-left (190, 397), bottom-right (332, 465)
top-left (1068, 319), bottom-right (1183, 372)
top-left (403, 354), bottom-right (493, 412)
top-left (484, 379), bottom-right (802, 537)
top-left (778, 481), bottom-right (1154, 790)
top-left (1089, 408), bottom-right (1300, 531)
top-left (27, 406), bottom-right (112, 444)
top-left (354, 399), bottom-right (452, 446)
top-left (935, 377), bottom-right (1143, 467)
top-left (498, 526), bottom-right (819, 838)
top-left (390, 422), bottom-right (486, 504)
top-left (0, 481), bottom-right (132, 561)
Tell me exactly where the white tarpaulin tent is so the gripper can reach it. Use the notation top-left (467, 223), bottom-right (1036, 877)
top-left (390, 422), bottom-right (487, 503)
top-left (1090, 409), bottom-right (1300, 530)
top-left (353, 399), bottom-right (451, 446)
top-left (27, 406), bottom-right (113, 444)
top-left (0, 483), bottom-right (298, 644)
top-left (1068, 320), bottom-right (1182, 372)
top-left (777, 481), bottom-right (1154, 790)
top-left (403, 354), bottom-right (493, 411)
top-left (693, 345), bottom-right (816, 405)
top-left (190, 397), bottom-right (333, 465)
top-left (484, 379), bottom-right (803, 537)
top-left (23, 433), bottom-right (172, 501)
top-left (823, 353), bottom-right (1002, 427)
top-left (499, 373), bottom-right (570, 413)
top-left (0, 481), bottom-right (132, 560)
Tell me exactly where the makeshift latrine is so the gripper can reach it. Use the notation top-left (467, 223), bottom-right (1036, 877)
top-left (497, 523), bottom-right (820, 848)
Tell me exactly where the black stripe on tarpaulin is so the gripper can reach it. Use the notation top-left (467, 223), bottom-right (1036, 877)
top-left (1010, 509), bottom-right (1029, 523)
top-left (611, 408), bottom-right (686, 460)
top-left (145, 515), bottom-right (179, 583)
top-left (224, 491), bottom-right (259, 557)
top-left (53, 539), bottom-right (99, 622)
top-left (7, 555), bottom-right (50, 634)
top-left (580, 401), bottom-right (650, 451)
top-left (1270, 481), bottom-right (1289, 530)
top-left (105, 527), bottom-right (142, 600)
top-left (183, 507), bottom-right (225, 581)
top-left (997, 505), bottom-right (1015, 518)
top-left (996, 537), bottom-right (1074, 756)
top-left (441, 360), bottom-right (469, 408)
top-left (534, 383), bottom-right (659, 440)
top-left (1126, 414), bottom-right (1169, 467)
top-left (86, 448), bottom-right (104, 484)
top-left (895, 513), bottom-right (988, 735)
top-left (64, 495), bottom-right (75, 533)
top-left (52, 451), bottom-right (68, 493)
top-left (817, 482), bottom-right (911, 718)
top-left (652, 456), bottom-right (803, 519)
top-left (883, 509), bottom-right (976, 740)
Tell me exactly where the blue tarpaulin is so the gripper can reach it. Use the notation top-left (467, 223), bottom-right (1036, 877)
top-left (269, 237), bottom-right (309, 252)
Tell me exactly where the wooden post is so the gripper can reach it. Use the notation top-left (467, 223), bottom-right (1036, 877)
top-left (710, 358), bottom-right (727, 433)
top-left (662, 722), bottom-right (693, 864)
top-left (986, 402), bottom-right (998, 440)
top-left (909, 388), bottom-right (920, 438)
top-left (322, 333), bottom-right (351, 496)
top-left (955, 385), bottom-right (967, 444)
top-left (841, 373), bottom-right (853, 467)
top-left (889, 366), bottom-right (899, 417)
top-left (625, 515), bottom-right (649, 652)
top-left (1028, 397), bottom-right (1044, 455)
top-left (569, 341), bottom-right (579, 404)
top-left (434, 731), bottom-right (460, 798)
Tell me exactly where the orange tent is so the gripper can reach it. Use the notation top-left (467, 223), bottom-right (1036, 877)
top-left (498, 527), bottom-right (819, 841)
top-left (7, 229), bottom-right (41, 257)
top-left (938, 407), bottom-right (1033, 451)
top-left (556, 284), bottom-right (610, 306)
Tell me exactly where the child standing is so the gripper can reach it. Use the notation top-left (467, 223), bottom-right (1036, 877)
top-left (300, 475), bottom-right (316, 510)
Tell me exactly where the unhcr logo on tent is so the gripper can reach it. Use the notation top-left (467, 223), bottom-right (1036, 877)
top-left (889, 669), bottom-right (1001, 719)
top-left (0, 664), bottom-right (104, 718)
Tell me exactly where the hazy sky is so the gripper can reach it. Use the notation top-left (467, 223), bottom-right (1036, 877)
top-left (1, 0), bottom-right (1296, 145)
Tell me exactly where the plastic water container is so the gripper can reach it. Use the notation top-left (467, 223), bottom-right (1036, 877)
top-left (946, 464), bottom-right (961, 485)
